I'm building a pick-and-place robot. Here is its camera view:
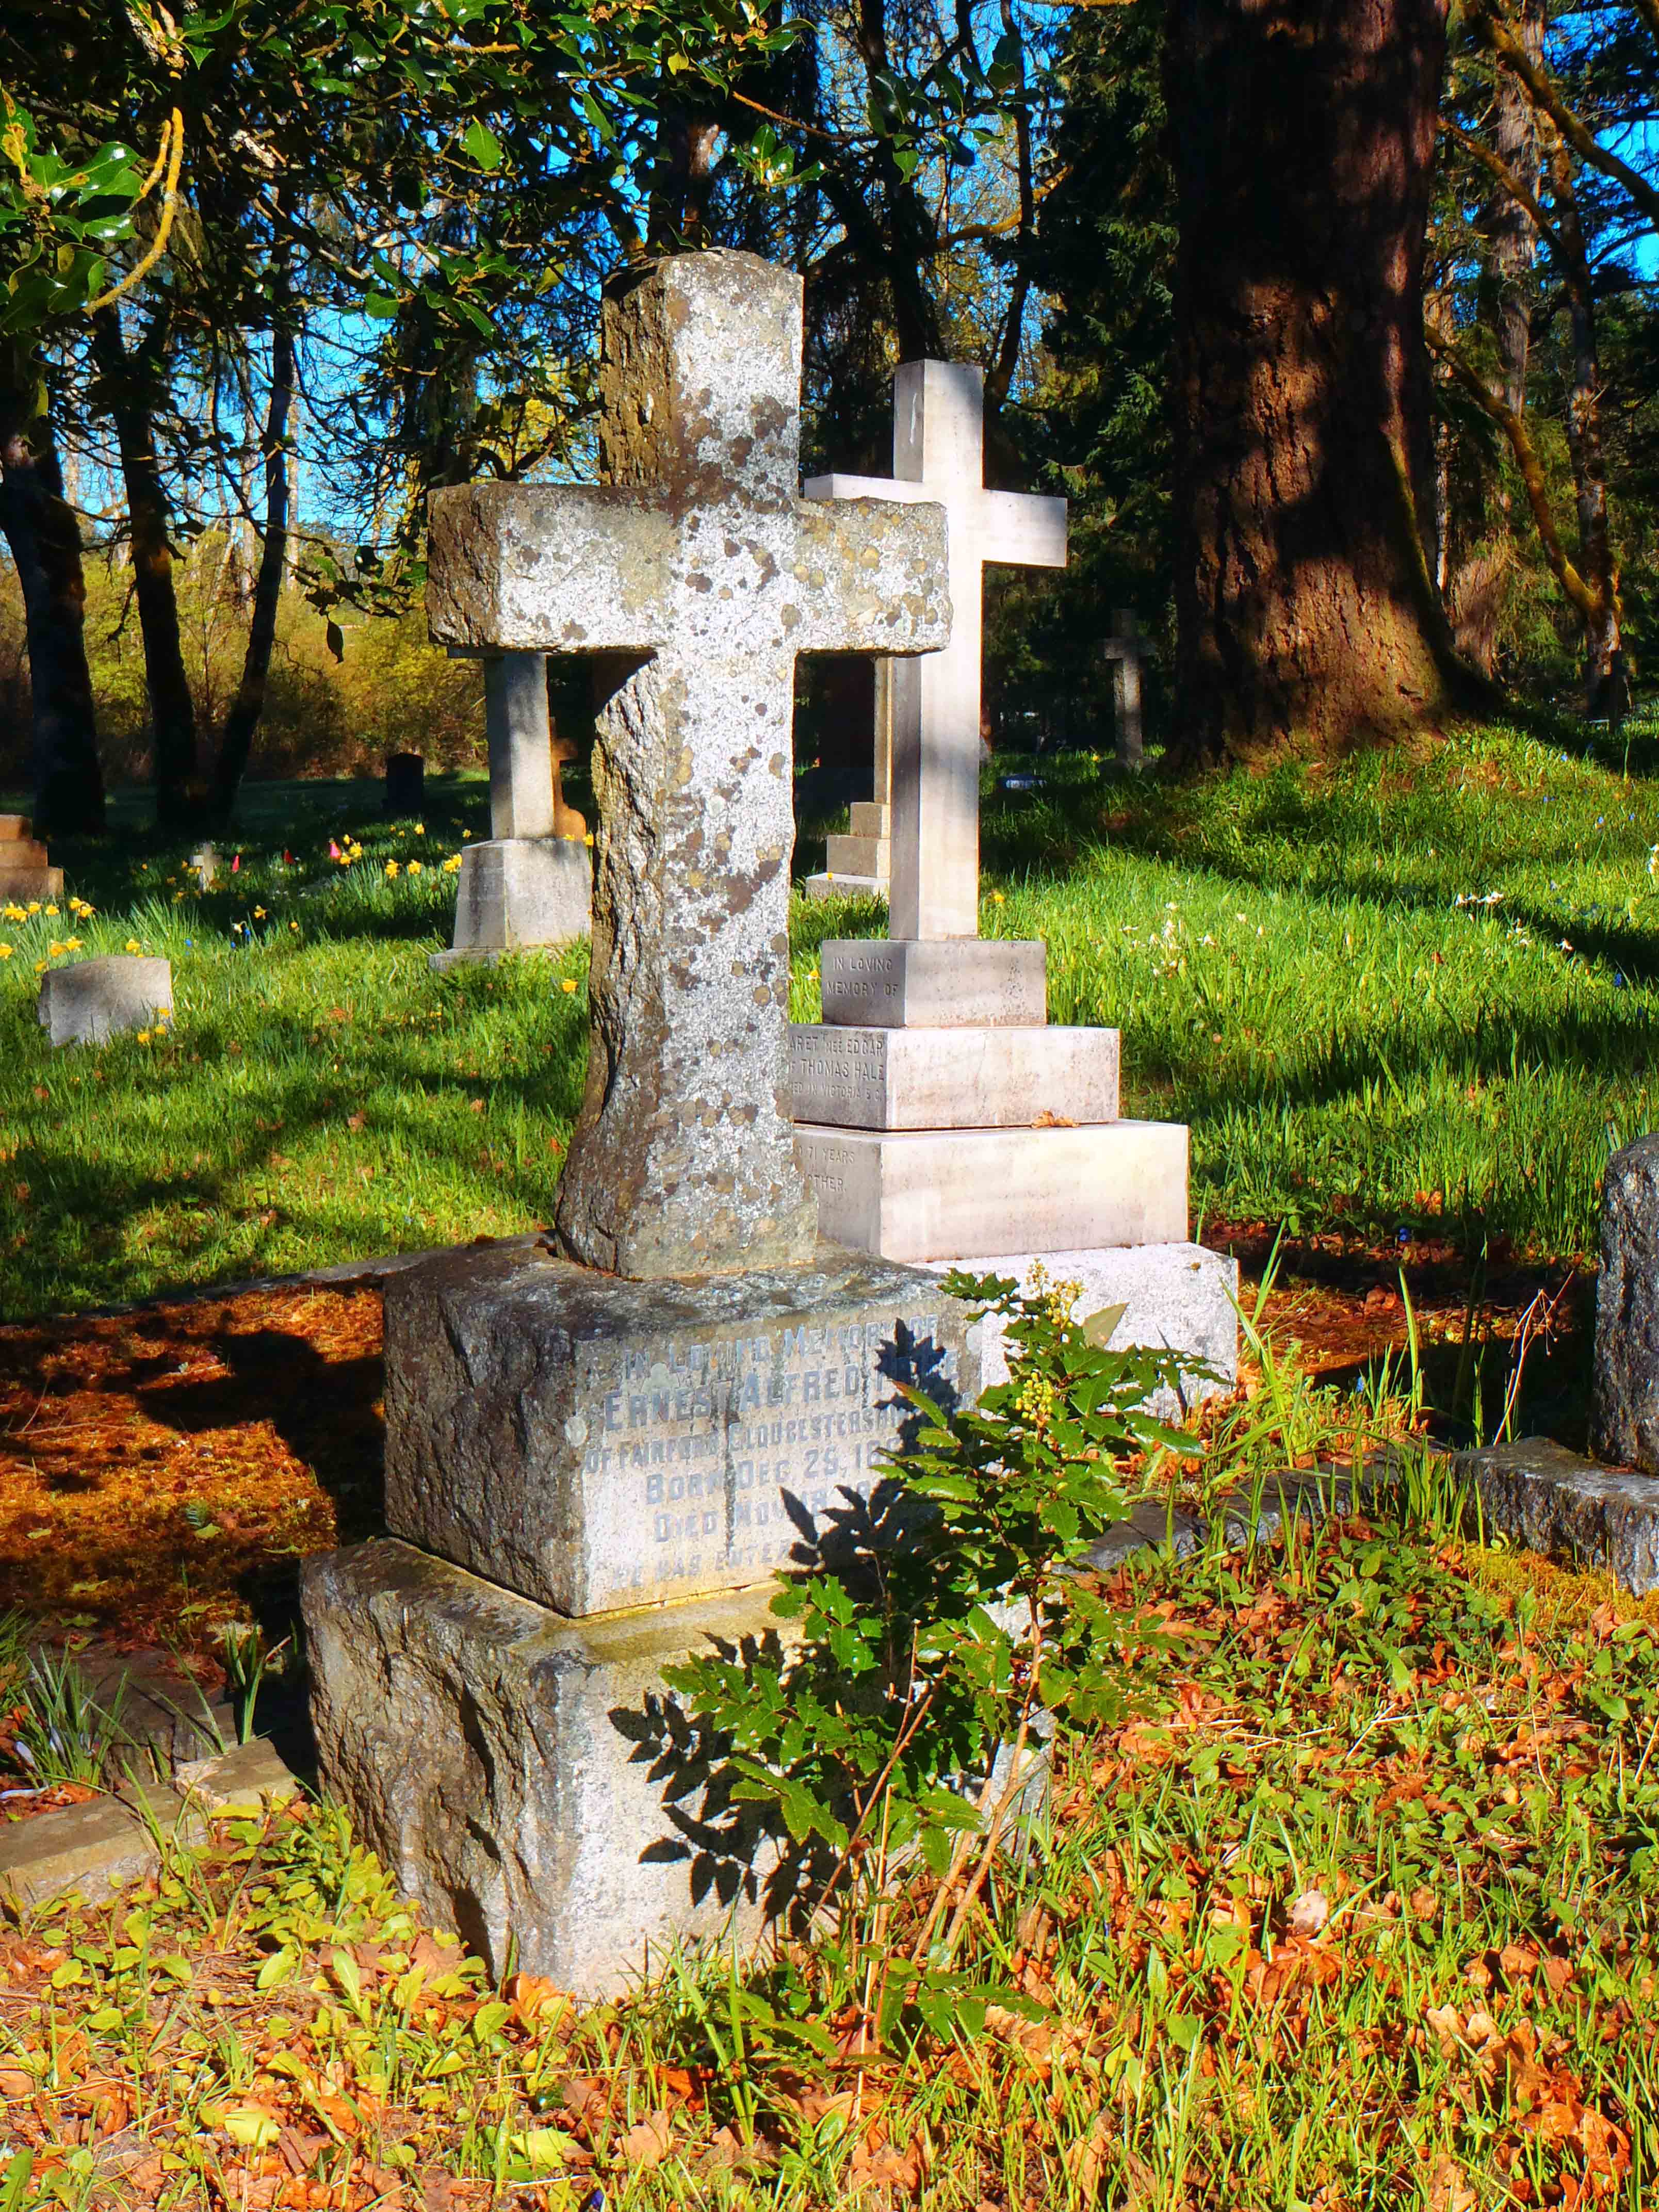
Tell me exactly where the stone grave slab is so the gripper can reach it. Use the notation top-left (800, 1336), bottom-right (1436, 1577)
top-left (819, 937), bottom-right (1047, 1029)
top-left (303, 1540), bottom-right (795, 1994)
top-left (383, 1242), bottom-right (976, 1619)
top-left (796, 1120), bottom-right (1189, 1263)
top-left (791, 1022), bottom-right (1119, 1131)
top-left (38, 956), bottom-right (172, 1047)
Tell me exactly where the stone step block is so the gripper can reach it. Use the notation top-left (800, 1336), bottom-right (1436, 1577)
top-left (38, 956), bottom-right (172, 1047)
top-left (821, 936), bottom-right (1046, 1028)
top-left (925, 1241), bottom-right (1235, 1419)
top-left (796, 1120), bottom-right (1189, 1263)
top-left (791, 1022), bottom-right (1119, 1131)
top-left (0, 814), bottom-right (29, 840)
top-left (382, 1243), bottom-right (978, 1618)
top-left (825, 833), bottom-right (890, 879)
top-left (803, 872), bottom-right (885, 905)
top-left (303, 1538), bottom-right (794, 1997)
top-left (849, 801), bottom-right (890, 839)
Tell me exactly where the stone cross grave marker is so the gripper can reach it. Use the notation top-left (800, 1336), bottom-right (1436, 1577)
top-left (427, 250), bottom-right (950, 1277)
top-left (1100, 609), bottom-right (1146, 770)
top-left (485, 652), bottom-right (558, 839)
top-left (805, 362), bottom-right (1066, 941)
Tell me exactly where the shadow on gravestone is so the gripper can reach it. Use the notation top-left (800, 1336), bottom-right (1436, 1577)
top-left (612, 1319), bottom-right (968, 1927)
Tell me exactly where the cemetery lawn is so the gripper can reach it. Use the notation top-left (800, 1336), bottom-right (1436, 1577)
top-left (7, 1514), bottom-right (1659, 2209)
top-left (5, 712), bottom-right (1659, 1317)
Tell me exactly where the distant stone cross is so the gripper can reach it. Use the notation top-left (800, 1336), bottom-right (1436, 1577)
top-left (1099, 609), bottom-right (1146, 770)
top-left (427, 250), bottom-right (949, 1278)
top-left (807, 363), bottom-right (1066, 939)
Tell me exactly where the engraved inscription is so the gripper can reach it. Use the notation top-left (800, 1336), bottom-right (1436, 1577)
top-left (579, 1310), bottom-right (952, 1601)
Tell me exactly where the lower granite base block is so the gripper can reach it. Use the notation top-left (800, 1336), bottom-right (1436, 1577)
top-left (923, 1243), bottom-right (1238, 1422)
top-left (303, 1539), bottom-right (794, 1997)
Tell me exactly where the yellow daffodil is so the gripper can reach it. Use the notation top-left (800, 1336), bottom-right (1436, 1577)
top-left (408, 860), bottom-right (422, 875)
top-left (561, 978), bottom-right (578, 994)
top-left (43, 903), bottom-right (58, 917)
top-left (26, 902), bottom-right (40, 916)
top-left (442, 854), bottom-right (462, 874)
top-left (414, 821), bottom-right (425, 835)
top-left (385, 860), bottom-right (400, 880)
top-left (2, 904), bottom-right (24, 922)
top-left (125, 939), bottom-right (141, 954)
top-left (63, 936), bottom-right (81, 951)
top-left (253, 905), bottom-right (267, 919)
top-left (0, 944), bottom-right (10, 960)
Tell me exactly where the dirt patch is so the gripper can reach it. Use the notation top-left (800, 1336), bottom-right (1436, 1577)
top-left (0, 1288), bottom-right (383, 1652)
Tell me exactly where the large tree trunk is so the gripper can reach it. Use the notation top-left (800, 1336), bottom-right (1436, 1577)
top-left (1165, 0), bottom-right (1481, 760)
top-left (1449, 0), bottom-right (1543, 676)
top-left (0, 346), bottom-right (105, 836)
top-left (91, 307), bottom-right (198, 825)
top-left (1547, 140), bottom-right (1622, 706)
top-left (212, 311), bottom-right (297, 821)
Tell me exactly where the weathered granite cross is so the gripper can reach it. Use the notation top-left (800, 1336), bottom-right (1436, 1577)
top-left (426, 250), bottom-right (950, 1277)
top-left (806, 362), bottom-right (1066, 940)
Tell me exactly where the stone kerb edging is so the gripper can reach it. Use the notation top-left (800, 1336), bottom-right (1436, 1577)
top-left (4, 1433), bottom-right (1652, 1921)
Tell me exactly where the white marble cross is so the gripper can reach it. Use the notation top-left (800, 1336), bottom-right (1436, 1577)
top-left (807, 362), bottom-right (1066, 939)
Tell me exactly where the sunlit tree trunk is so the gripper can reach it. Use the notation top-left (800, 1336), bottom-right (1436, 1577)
top-left (1165, 0), bottom-right (1486, 760)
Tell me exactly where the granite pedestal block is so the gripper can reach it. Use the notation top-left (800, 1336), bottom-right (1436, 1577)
top-left (302, 1539), bottom-right (794, 1996)
top-left (38, 956), bottom-right (173, 1047)
top-left (820, 938), bottom-right (1045, 1029)
top-left (791, 1023), bottom-right (1119, 1131)
top-left (430, 836), bottom-right (591, 971)
top-left (795, 1120), bottom-right (1189, 1264)
top-left (383, 1243), bottom-right (978, 1617)
top-left (924, 1243), bottom-right (1238, 1420)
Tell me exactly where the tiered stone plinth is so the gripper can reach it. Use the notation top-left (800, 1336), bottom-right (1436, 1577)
top-left (792, 937), bottom-right (1237, 1403)
top-left (806, 800), bottom-right (890, 903)
top-left (303, 1242), bottom-right (978, 1992)
top-left (0, 816), bottom-right (63, 903)
top-left (429, 836), bottom-right (591, 970)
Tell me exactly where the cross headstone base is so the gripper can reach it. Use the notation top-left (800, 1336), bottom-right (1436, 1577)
top-left (429, 837), bottom-right (591, 971)
top-left (304, 1239), bottom-right (979, 1994)
top-left (805, 801), bottom-right (892, 904)
top-left (303, 1539), bottom-right (795, 1996)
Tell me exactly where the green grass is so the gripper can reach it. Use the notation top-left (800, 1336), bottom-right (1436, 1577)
top-left (6, 719), bottom-right (1659, 1315)
top-left (8, 1502), bottom-right (1659, 2207)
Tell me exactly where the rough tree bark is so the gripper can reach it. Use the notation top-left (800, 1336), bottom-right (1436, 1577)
top-left (91, 305), bottom-right (199, 825)
top-left (1165, 0), bottom-right (1487, 760)
top-left (1547, 138), bottom-right (1622, 705)
top-left (1449, 0), bottom-right (1543, 675)
top-left (211, 308), bottom-right (297, 820)
top-left (0, 348), bottom-right (105, 836)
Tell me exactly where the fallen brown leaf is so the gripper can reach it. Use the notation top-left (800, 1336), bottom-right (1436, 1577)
top-left (619, 2107), bottom-right (673, 2171)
